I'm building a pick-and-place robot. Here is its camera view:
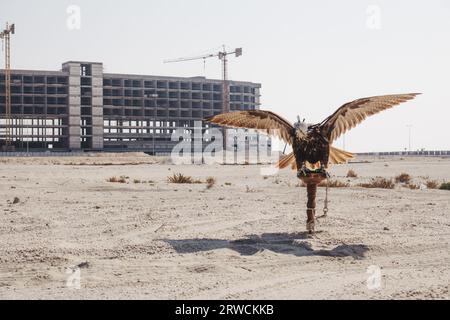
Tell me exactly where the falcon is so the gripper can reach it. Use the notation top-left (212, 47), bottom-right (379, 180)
top-left (205, 93), bottom-right (420, 172)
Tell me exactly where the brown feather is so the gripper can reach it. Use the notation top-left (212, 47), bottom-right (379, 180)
top-left (204, 110), bottom-right (296, 145)
top-left (318, 93), bottom-right (420, 142)
top-left (276, 146), bottom-right (353, 171)
top-left (277, 152), bottom-right (295, 169)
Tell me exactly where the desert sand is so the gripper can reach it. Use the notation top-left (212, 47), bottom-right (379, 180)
top-left (0, 153), bottom-right (449, 299)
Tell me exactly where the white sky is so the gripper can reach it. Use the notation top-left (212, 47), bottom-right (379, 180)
top-left (2, 0), bottom-right (450, 152)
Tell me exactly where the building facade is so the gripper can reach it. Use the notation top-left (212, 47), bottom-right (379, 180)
top-left (0, 61), bottom-right (262, 154)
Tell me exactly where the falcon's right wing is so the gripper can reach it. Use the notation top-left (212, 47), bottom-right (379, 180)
top-left (205, 110), bottom-right (297, 145)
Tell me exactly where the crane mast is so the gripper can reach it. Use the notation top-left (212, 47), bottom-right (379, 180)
top-left (164, 46), bottom-right (242, 153)
top-left (0, 22), bottom-right (15, 150)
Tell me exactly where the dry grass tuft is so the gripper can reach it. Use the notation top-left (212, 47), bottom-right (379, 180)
top-left (395, 173), bottom-right (412, 184)
top-left (426, 180), bottom-right (440, 189)
top-left (346, 169), bottom-right (358, 178)
top-left (108, 176), bottom-right (127, 183)
top-left (408, 183), bottom-right (420, 190)
top-left (359, 177), bottom-right (395, 189)
top-left (318, 180), bottom-right (349, 188)
top-left (206, 177), bottom-right (216, 189)
top-left (167, 173), bottom-right (194, 184)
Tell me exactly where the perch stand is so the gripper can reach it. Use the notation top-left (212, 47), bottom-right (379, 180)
top-left (298, 169), bottom-right (328, 233)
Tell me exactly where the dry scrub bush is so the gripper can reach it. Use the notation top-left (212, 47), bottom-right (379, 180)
top-left (206, 177), bottom-right (216, 189)
top-left (318, 180), bottom-right (349, 188)
top-left (167, 173), bottom-right (194, 184)
top-left (395, 173), bottom-right (412, 184)
top-left (426, 180), bottom-right (439, 189)
top-left (346, 169), bottom-right (358, 178)
top-left (108, 176), bottom-right (127, 183)
top-left (167, 173), bottom-right (203, 184)
top-left (359, 177), bottom-right (395, 189)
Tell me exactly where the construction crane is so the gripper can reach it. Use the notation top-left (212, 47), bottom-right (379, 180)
top-left (164, 45), bottom-right (243, 152)
top-left (0, 22), bottom-right (15, 150)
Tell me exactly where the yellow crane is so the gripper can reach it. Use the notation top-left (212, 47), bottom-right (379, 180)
top-left (0, 22), bottom-right (15, 150)
top-left (164, 45), bottom-right (243, 152)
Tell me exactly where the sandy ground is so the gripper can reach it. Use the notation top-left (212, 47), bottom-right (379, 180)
top-left (0, 154), bottom-right (449, 299)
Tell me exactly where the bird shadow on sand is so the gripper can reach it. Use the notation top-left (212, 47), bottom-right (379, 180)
top-left (163, 232), bottom-right (369, 259)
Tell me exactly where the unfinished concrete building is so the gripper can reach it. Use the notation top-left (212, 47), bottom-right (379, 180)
top-left (0, 61), bottom-right (262, 154)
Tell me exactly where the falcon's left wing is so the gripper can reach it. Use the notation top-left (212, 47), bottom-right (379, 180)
top-left (317, 93), bottom-right (420, 143)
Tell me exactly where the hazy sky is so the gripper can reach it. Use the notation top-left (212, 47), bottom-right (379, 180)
top-left (2, 0), bottom-right (450, 152)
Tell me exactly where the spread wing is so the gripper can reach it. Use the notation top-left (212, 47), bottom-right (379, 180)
top-left (318, 93), bottom-right (420, 142)
top-left (204, 110), bottom-right (295, 145)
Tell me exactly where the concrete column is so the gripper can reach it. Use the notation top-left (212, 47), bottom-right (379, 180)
top-left (91, 63), bottom-right (104, 149)
top-left (62, 62), bottom-right (81, 150)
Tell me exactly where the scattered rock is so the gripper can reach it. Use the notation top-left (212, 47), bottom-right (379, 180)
top-left (383, 227), bottom-right (390, 231)
top-left (12, 197), bottom-right (20, 204)
top-left (76, 261), bottom-right (90, 269)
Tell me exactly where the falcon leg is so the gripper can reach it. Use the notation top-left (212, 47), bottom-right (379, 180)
top-left (306, 182), bottom-right (317, 234)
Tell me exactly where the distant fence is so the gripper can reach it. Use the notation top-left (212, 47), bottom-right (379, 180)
top-left (357, 150), bottom-right (450, 157)
top-left (0, 150), bottom-right (449, 158)
top-left (0, 151), bottom-right (85, 157)
top-left (0, 151), bottom-right (171, 157)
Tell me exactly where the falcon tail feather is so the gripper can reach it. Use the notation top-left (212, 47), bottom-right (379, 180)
top-left (276, 147), bottom-right (354, 170)
top-left (277, 152), bottom-right (295, 169)
top-left (329, 146), bottom-right (354, 164)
